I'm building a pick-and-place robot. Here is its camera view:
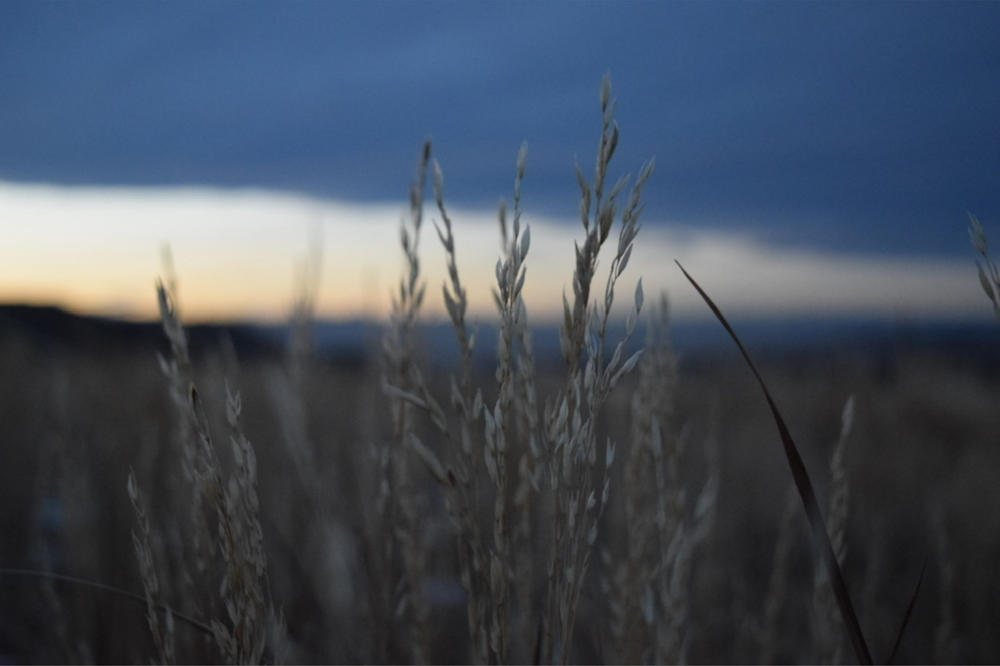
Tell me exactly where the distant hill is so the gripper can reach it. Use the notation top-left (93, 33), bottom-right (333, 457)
top-left (2, 304), bottom-right (998, 376)
top-left (0, 304), bottom-right (282, 361)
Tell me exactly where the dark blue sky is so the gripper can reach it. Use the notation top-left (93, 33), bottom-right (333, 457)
top-left (2, 1), bottom-right (999, 257)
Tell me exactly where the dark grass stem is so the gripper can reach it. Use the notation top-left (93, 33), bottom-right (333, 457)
top-left (0, 568), bottom-right (214, 637)
top-left (675, 261), bottom-right (874, 666)
top-left (885, 561), bottom-right (926, 665)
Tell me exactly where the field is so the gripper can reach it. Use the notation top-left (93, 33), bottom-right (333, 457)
top-left (1, 77), bottom-right (999, 664)
top-left (1, 307), bottom-right (998, 664)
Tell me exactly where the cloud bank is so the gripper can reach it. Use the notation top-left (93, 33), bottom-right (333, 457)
top-left (0, 182), bottom-right (988, 324)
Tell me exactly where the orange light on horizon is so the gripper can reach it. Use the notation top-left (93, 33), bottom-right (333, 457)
top-left (0, 181), bottom-right (992, 327)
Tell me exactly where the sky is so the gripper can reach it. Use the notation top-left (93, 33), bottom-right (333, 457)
top-left (1, 1), bottom-right (998, 324)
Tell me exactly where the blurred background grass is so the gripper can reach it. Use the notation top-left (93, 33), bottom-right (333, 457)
top-left (0, 302), bottom-right (996, 663)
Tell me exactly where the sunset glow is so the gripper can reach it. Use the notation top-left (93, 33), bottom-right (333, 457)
top-left (0, 181), bottom-right (988, 325)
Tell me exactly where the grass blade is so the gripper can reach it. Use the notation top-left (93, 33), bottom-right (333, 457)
top-left (676, 261), bottom-right (873, 665)
top-left (0, 568), bottom-right (213, 636)
top-left (885, 561), bottom-right (926, 665)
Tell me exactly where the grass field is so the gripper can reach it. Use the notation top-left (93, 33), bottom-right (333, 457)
top-left (1, 76), bottom-right (998, 664)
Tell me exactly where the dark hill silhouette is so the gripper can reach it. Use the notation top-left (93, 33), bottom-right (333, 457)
top-left (0, 304), bottom-right (282, 361)
top-left (2, 303), bottom-right (998, 378)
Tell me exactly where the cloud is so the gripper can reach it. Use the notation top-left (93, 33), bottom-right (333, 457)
top-left (1, 2), bottom-right (998, 260)
top-left (647, 227), bottom-right (987, 321)
top-left (0, 182), bottom-right (988, 324)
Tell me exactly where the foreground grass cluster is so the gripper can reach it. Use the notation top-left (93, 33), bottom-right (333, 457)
top-left (1, 77), bottom-right (998, 664)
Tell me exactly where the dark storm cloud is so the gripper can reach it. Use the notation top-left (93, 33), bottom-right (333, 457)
top-left (1, 1), bottom-right (998, 256)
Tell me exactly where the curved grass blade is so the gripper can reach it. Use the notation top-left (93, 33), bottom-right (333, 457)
top-left (0, 567), bottom-right (214, 637)
top-left (885, 561), bottom-right (926, 665)
top-left (676, 261), bottom-right (873, 665)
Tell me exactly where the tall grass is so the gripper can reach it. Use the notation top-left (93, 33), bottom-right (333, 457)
top-left (0, 76), bottom-right (997, 664)
top-left (969, 212), bottom-right (1000, 321)
top-left (379, 74), bottom-right (653, 664)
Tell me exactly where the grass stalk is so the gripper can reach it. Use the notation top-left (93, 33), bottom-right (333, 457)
top-left (969, 212), bottom-right (1000, 320)
top-left (542, 72), bottom-right (651, 665)
top-left (381, 139), bottom-right (434, 663)
top-left (676, 261), bottom-right (874, 665)
top-left (430, 150), bottom-right (491, 664)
